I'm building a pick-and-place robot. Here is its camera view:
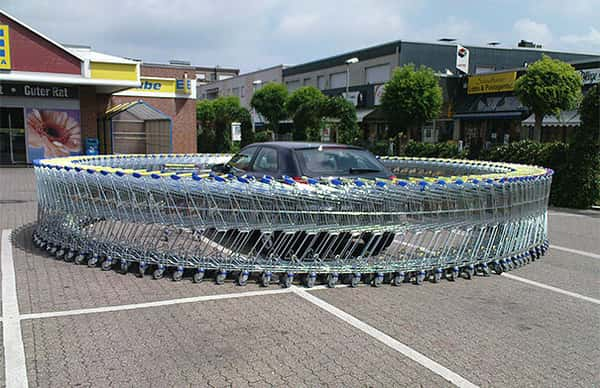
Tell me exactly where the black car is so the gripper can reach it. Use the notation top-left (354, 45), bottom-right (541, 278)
top-left (213, 141), bottom-right (393, 179)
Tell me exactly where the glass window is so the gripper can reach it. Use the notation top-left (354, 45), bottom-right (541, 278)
top-left (295, 148), bottom-right (385, 176)
top-left (228, 146), bottom-right (258, 171)
top-left (329, 72), bottom-right (347, 89)
top-left (253, 147), bottom-right (279, 172)
top-left (303, 77), bottom-right (311, 86)
top-left (286, 80), bottom-right (301, 92)
top-left (317, 75), bottom-right (326, 90)
top-left (365, 63), bottom-right (390, 84)
top-left (475, 65), bottom-right (495, 74)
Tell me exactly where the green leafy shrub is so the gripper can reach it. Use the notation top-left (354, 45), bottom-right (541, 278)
top-left (254, 130), bottom-right (274, 143)
top-left (403, 141), bottom-right (466, 159)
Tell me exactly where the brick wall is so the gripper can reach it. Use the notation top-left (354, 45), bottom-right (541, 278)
top-left (0, 14), bottom-right (81, 74)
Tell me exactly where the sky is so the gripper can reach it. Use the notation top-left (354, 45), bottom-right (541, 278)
top-left (3, 0), bottom-right (600, 72)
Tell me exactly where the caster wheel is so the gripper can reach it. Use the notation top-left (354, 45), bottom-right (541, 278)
top-left (87, 255), bottom-right (99, 267)
top-left (260, 271), bottom-right (272, 287)
top-left (237, 270), bottom-right (249, 286)
top-left (350, 273), bottom-right (361, 288)
top-left (74, 254), bottom-right (86, 265)
top-left (153, 266), bottom-right (165, 280)
top-left (173, 267), bottom-right (184, 282)
top-left (65, 250), bottom-right (75, 262)
top-left (501, 259), bottom-right (510, 272)
top-left (138, 262), bottom-right (147, 277)
top-left (327, 273), bottom-right (338, 288)
top-left (119, 260), bottom-right (130, 274)
top-left (463, 265), bottom-right (474, 280)
top-left (372, 273), bottom-right (384, 287)
top-left (55, 249), bottom-right (65, 259)
top-left (414, 270), bottom-right (425, 285)
top-left (101, 258), bottom-right (113, 271)
top-left (193, 269), bottom-right (205, 283)
top-left (305, 272), bottom-right (317, 288)
top-left (431, 269), bottom-right (442, 283)
top-left (280, 272), bottom-right (293, 288)
top-left (216, 270), bottom-right (227, 285)
top-left (447, 267), bottom-right (459, 281)
top-left (481, 264), bottom-right (491, 277)
top-left (48, 245), bottom-right (57, 255)
top-left (39, 241), bottom-right (47, 249)
top-left (392, 272), bottom-right (404, 286)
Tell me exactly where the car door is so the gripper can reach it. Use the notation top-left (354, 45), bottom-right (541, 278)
top-left (249, 146), bottom-right (280, 177)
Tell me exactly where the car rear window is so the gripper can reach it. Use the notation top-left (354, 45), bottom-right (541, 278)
top-left (294, 147), bottom-right (384, 176)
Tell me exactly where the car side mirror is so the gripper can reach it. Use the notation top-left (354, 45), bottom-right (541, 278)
top-left (211, 163), bottom-right (231, 173)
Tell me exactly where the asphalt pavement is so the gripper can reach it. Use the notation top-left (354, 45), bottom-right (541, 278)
top-left (1, 167), bottom-right (598, 387)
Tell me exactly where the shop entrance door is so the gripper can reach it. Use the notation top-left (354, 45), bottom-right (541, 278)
top-left (0, 108), bottom-right (27, 164)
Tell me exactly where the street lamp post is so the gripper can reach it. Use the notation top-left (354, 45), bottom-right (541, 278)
top-left (345, 57), bottom-right (359, 96)
top-left (251, 79), bottom-right (262, 132)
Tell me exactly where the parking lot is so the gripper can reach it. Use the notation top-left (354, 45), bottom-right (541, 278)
top-left (1, 167), bottom-right (599, 387)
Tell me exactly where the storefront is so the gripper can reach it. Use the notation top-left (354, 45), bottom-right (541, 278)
top-left (0, 10), bottom-right (198, 164)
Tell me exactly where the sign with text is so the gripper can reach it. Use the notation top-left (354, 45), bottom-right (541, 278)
top-left (374, 84), bottom-right (385, 106)
top-left (467, 72), bottom-right (517, 94)
top-left (0, 25), bottom-right (11, 70)
top-left (115, 77), bottom-right (196, 98)
top-left (0, 83), bottom-right (79, 99)
top-left (456, 45), bottom-right (469, 74)
top-left (578, 68), bottom-right (600, 85)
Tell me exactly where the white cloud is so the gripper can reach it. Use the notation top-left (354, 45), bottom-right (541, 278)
top-left (513, 18), bottom-right (553, 46)
top-left (560, 27), bottom-right (600, 47)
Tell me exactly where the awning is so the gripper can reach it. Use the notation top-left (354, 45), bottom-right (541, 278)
top-left (356, 108), bottom-right (375, 122)
top-left (453, 111), bottom-right (523, 120)
top-left (105, 101), bottom-right (170, 121)
top-left (521, 111), bottom-right (581, 127)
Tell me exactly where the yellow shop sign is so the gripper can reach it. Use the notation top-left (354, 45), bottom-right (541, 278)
top-left (467, 72), bottom-right (517, 94)
top-left (130, 78), bottom-right (177, 94)
top-left (0, 25), bottom-right (12, 70)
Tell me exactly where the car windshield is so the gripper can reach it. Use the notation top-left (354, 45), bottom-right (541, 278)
top-left (294, 147), bottom-right (385, 177)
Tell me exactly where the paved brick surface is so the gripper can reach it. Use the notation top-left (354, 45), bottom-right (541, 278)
top-left (515, 251), bottom-right (600, 299)
top-left (313, 276), bottom-right (600, 388)
top-left (21, 293), bottom-right (452, 388)
top-left (0, 168), bottom-right (37, 230)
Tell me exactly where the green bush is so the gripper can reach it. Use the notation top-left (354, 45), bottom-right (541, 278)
top-left (254, 130), bottom-right (274, 143)
top-left (403, 141), bottom-right (466, 158)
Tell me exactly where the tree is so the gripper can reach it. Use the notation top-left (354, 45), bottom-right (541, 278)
top-left (196, 100), bottom-right (216, 152)
top-left (515, 55), bottom-right (583, 141)
top-left (286, 86), bottom-right (327, 141)
top-left (322, 97), bottom-right (360, 145)
top-left (250, 83), bottom-right (288, 135)
top-left (381, 64), bottom-right (443, 140)
top-left (236, 106), bottom-right (254, 147)
top-left (558, 84), bottom-right (599, 208)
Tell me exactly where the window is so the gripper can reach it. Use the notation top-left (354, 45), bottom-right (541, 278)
top-left (241, 86), bottom-right (245, 97)
top-left (196, 73), bottom-right (206, 80)
top-left (286, 80), bottom-right (301, 92)
top-left (229, 146), bottom-right (258, 171)
top-left (317, 75), bottom-right (326, 90)
top-left (253, 147), bottom-right (278, 172)
top-left (218, 74), bottom-right (233, 80)
top-left (232, 87), bottom-right (240, 97)
top-left (475, 65), bottom-right (495, 74)
top-left (295, 148), bottom-right (385, 176)
top-left (329, 72), bottom-right (347, 89)
top-left (303, 77), bottom-right (311, 86)
top-left (365, 63), bottom-right (390, 84)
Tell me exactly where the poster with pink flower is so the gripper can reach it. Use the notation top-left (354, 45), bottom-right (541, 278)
top-left (26, 108), bottom-right (82, 159)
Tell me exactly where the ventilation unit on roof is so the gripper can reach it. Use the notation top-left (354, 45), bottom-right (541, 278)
top-left (169, 60), bottom-right (191, 65)
top-left (518, 40), bottom-right (542, 48)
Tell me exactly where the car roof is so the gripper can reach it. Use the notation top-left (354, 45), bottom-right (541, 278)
top-left (245, 141), bottom-right (363, 150)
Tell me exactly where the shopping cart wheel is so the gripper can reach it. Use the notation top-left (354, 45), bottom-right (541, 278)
top-left (372, 272), bottom-right (384, 287)
top-left (501, 259), bottom-right (510, 272)
top-left (173, 266), bottom-right (184, 282)
top-left (237, 270), bottom-right (249, 286)
top-left (350, 273), bottom-right (361, 288)
top-left (280, 272), bottom-right (294, 288)
top-left (48, 245), bottom-right (58, 255)
top-left (87, 255), bottom-right (99, 267)
top-left (447, 267), bottom-right (459, 281)
top-left (392, 272), bottom-right (404, 286)
top-left (415, 270), bottom-right (426, 285)
top-left (431, 268), bottom-right (443, 283)
top-left (463, 265), bottom-right (474, 280)
top-left (305, 272), bottom-right (317, 288)
top-left (153, 265), bottom-right (165, 280)
top-left (55, 248), bottom-right (65, 259)
top-left (260, 271), bottom-right (272, 287)
top-left (216, 269), bottom-right (227, 285)
top-left (38, 240), bottom-right (47, 249)
top-left (119, 260), bottom-right (130, 274)
top-left (480, 263), bottom-right (491, 276)
top-left (327, 273), bottom-right (338, 288)
top-left (138, 262), bottom-right (147, 277)
top-left (64, 250), bottom-right (75, 262)
top-left (74, 253), bottom-right (87, 265)
top-left (193, 268), bottom-right (205, 283)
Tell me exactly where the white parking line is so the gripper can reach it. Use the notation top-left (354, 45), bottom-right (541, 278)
top-left (21, 287), bottom-right (295, 320)
top-left (292, 287), bottom-right (479, 388)
top-left (551, 245), bottom-right (600, 260)
top-left (502, 273), bottom-right (600, 305)
top-left (2, 229), bottom-right (29, 388)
